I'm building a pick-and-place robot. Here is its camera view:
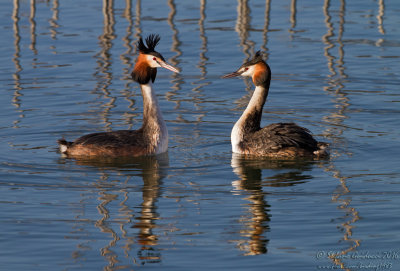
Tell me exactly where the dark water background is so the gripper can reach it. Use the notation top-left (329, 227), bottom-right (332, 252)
top-left (1, 0), bottom-right (399, 270)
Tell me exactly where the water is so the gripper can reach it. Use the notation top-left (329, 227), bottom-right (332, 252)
top-left (1, 0), bottom-right (400, 270)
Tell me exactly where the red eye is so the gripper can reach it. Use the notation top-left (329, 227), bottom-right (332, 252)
top-left (153, 57), bottom-right (157, 60)
top-left (245, 67), bottom-right (249, 71)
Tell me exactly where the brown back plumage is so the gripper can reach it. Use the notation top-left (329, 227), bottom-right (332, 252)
top-left (239, 123), bottom-right (319, 156)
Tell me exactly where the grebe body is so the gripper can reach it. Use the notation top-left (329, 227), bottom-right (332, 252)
top-left (222, 51), bottom-right (328, 158)
top-left (58, 34), bottom-right (178, 157)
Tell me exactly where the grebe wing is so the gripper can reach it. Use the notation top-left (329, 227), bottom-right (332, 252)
top-left (246, 122), bottom-right (318, 151)
top-left (73, 130), bottom-right (145, 147)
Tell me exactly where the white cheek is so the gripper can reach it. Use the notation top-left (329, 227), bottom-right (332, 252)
top-left (241, 70), bottom-right (251, 76)
top-left (146, 55), bottom-right (160, 68)
top-left (241, 66), bottom-right (255, 77)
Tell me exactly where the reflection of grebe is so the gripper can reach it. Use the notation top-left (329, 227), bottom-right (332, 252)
top-left (58, 34), bottom-right (179, 157)
top-left (222, 51), bottom-right (328, 158)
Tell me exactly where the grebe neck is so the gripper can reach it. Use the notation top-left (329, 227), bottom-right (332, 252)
top-left (141, 82), bottom-right (168, 153)
top-left (231, 84), bottom-right (269, 153)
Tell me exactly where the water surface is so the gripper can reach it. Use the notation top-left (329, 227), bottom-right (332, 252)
top-left (1, 0), bottom-right (400, 270)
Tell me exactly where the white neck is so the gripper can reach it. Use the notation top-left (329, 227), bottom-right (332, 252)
top-left (141, 83), bottom-right (168, 154)
top-left (231, 85), bottom-right (267, 153)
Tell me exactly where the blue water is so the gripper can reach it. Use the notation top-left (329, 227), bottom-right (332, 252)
top-left (1, 0), bottom-right (400, 270)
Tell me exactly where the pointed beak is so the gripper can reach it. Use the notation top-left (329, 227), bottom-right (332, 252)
top-left (221, 71), bottom-right (243, 79)
top-left (158, 60), bottom-right (179, 73)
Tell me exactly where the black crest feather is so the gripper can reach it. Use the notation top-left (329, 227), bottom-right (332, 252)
top-left (244, 51), bottom-right (264, 66)
top-left (138, 34), bottom-right (161, 54)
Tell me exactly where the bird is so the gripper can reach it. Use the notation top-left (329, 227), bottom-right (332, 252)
top-left (221, 51), bottom-right (328, 158)
top-left (58, 34), bottom-right (179, 157)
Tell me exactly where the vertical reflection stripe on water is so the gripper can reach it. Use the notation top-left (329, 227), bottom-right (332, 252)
top-left (321, 1), bottom-right (361, 269)
top-left (2, 0), bottom-right (398, 270)
top-left (93, 0), bottom-right (116, 132)
top-left (12, 0), bottom-right (22, 128)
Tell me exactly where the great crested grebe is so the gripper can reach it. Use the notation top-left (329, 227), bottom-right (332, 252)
top-left (222, 51), bottom-right (328, 158)
top-left (58, 34), bottom-right (179, 157)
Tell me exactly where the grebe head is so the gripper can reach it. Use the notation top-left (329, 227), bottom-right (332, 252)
top-left (221, 51), bottom-right (270, 87)
top-left (132, 34), bottom-right (179, 84)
